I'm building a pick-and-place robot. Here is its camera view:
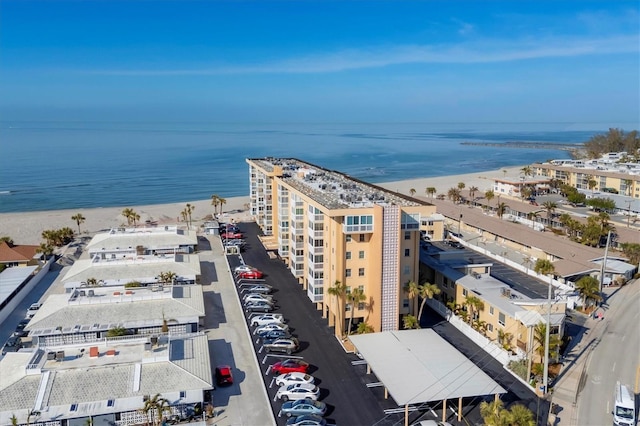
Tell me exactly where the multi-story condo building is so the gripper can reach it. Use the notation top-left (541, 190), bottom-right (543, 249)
top-left (246, 158), bottom-right (444, 335)
top-left (532, 160), bottom-right (640, 198)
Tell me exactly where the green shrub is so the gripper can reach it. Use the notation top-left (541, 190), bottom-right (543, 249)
top-left (124, 281), bottom-right (142, 288)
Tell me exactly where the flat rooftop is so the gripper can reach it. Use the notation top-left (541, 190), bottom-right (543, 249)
top-left (249, 157), bottom-right (426, 210)
top-left (0, 265), bottom-right (38, 307)
top-left (0, 333), bottom-right (212, 423)
top-left (350, 329), bottom-right (505, 406)
top-left (87, 226), bottom-right (197, 252)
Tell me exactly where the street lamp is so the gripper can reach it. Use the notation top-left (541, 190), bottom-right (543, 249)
top-left (458, 212), bottom-right (463, 236)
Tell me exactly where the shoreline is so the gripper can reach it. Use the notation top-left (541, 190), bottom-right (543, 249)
top-left (0, 166), bottom-right (523, 245)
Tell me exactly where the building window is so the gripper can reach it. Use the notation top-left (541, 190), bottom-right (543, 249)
top-left (404, 248), bottom-right (410, 257)
top-left (489, 307), bottom-right (494, 315)
top-left (403, 299), bottom-right (409, 308)
top-left (346, 269), bottom-right (352, 277)
top-left (107, 399), bottom-right (115, 407)
top-left (346, 235), bottom-right (352, 242)
top-left (403, 265), bottom-right (410, 275)
top-left (498, 312), bottom-right (505, 326)
top-left (404, 231), bottom-right (411, 240)
top-left (487, 324), bottom-right (494, 333)
top-left (180, 391), bottom-right (186, 398)
top-left (346, 251), bottom-right (351, 260)
top-left (359, 250), bottom-right (365, 259)
top-left (462, 288), bottom-right (468, 297)
top-left (359, 234), bottom-right (365, 242)
top-left (358, 268), bottom-right (365, 277)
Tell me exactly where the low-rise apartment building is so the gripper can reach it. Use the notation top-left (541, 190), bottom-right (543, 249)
top-left (86, 225), bottom-right (198, 257)
top-left (420, 248), bottom-right (566, 361)
top-left (0, 333), bottom-right (213, 426)
top-left (246, 157), bottom-right (444, 335)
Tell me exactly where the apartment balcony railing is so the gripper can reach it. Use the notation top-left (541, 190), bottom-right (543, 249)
top-left (307, 288), bottom-right (323, 303)
top-left (343, 224), bottom-right (374, 234)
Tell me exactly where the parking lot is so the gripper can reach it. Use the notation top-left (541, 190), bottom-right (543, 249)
top-left (223, 222), bottom-right (402, 426)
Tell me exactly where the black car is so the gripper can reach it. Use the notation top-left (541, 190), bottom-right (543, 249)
top-left (256, 329), bottom-right (290, 341)
top-left (2, 336), bottom-right (23, 355)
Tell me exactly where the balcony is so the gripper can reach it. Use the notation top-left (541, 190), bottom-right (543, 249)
top-left (516, 340), bottom-right (528, 352)
top-left (307, 287), bottom-right (324, 303)
top-left (307, 244), bottom-right (323, 255)
top-left (343, 224), bottom-right (374, 234)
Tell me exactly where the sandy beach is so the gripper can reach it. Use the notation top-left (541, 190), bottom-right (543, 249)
top-left (0, 166), bottom-right (522, 245)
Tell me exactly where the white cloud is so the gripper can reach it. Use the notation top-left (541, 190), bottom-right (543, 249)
top-left (82, 34), bottom-right (639, 76)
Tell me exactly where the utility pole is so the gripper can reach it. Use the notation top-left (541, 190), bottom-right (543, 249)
top-left (625, 200), bottom-right (632, 228)
top-left (543, 273), bottom-right (552, 395)
top-left (599, 230), bottom-right (612, 297)
top-left (458, 211), bottom-right (463, 237)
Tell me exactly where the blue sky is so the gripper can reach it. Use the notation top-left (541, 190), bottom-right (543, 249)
top-left (0, 0), bottom-right (638, 124)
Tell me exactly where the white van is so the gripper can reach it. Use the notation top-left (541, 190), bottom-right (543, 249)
top-left (613, 381), bottom-right (636, 426)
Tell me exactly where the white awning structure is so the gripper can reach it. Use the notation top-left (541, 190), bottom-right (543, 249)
top-left (350, 329), bottom-right (506, 406)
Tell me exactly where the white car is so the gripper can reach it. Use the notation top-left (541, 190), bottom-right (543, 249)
top-left (234, 264), bottom-right (258, 273)
top-left (275, 372), bottom-right (315, 388)
top-left (26, 303), bottom-right (42, 318)
top-left (275, 383), bottom-right (320, 402)
top-left (251, 313), bottom-right (285, 327)
top-left (242, 293), bottom-right (274, 304)
top-left (254, 322), bottom-right (289, 334)
top-left (242, 284), bottom-right (273, 294)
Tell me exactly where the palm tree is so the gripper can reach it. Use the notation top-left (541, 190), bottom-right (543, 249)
top-left (218, 197), bottom-right (227, 214)
top-left (520, 165), bottom-right (533, 177)
top-left (356, 322), bottom-right (375, 334)
top-left (588, 178), bottom-right (598, 194)
top-left (480, 398), bottom-right (508, 426)
top-left (9, 414), bottom-right (18, 426)
top-left (416, 282), bottom-right (441, 325)
top-left (507, 404), bottom-right (535, 426)
top-left (468, 185), bottom-right (479, 202)
top-left (37, 242), bottom-right (54, 257)
top-left (211, 194), bottom-right (221, 215)
top-left (496, 202), bottom-right (509, 219)
top-left (409, 188), bottom-right (416, 197)
top-left (121, 208), bottom-right (136, 226)
top-left (542, 201), bottom-right (557, 225)
top-left (404, 280), bottom-right (420, 316)
top-left (533, 322), bottom-right (561, 361)
top-left (533, 258), bottom-right (555, 394)
top-left (497, 329), bottom-right (513, 351)
top-left (71, 213), bottom-right (86, 234)
top-left (457, 181), bottom-right (465, 191)
top-left (403, 314), bottom-right (419, 329)
top-left (141, 393), bottom-right (171, 425)
top-left (447, 187), bottom-right (461, 203)
top-left (484, 189), bottom-right (495, 211)
top-left (26, 410), bottom-right (41, 426)
top-left (161, 311), bottom-right (178, 333)
top-left (465, 295), bottom-right (484, 325)
top-left (623, 179), bottom-right (633, 196)
top-left (158, 271), bottom-right (177, 285)
top-left (185, 203), bottom-right (195, 228)
top-left (575, 275), bottom-right (602, 308)
top-left (346, 288), bottom-right (367, 335)
top-left (326, 280), bottom-right (347, 337)
top-left (425, 187), bottom-right (437, 198)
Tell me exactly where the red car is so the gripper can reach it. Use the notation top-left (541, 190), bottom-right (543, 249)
top-left (221, 232), bottom-right (244, 239)
top-left (237, 270), bottom-right (264, 279)
top-left (215, 365), bottom-right (234, 386)
top-left (271, 359), bottom-right (310, 375)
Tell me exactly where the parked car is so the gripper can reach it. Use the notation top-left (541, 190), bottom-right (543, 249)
top-left (257, 329), bottom-right (290, 341)
top-left (264, 337), bottom-right (299, 354)
top-left (245, 301), bottom-right (274, 313)
top-left (215, 365), bottom-right (234, 386)
top-left (254, 322), bottom-right (289, 334)
top-left (26, 303), bottom-right (42, 319)
top-left (242, 293), bottom-right (274, 304)
top-left (276, 383), bottom-right (320, 402)
top-left (270, 359), bottom-right (309, 375)
top-left (242, 284), bottom-right (273, 294)
top-left (251, 313), bottom-right (285, 327)
top-left (281, 399), bottom-right (327, 418)
top-left (411, 421), bottom-right (453, 426)
top-left (285, 414), bottom-right (327, 426)
top-left (1, 336), bottom-right (23, 355)
top-left (235, 264), bottom-right (258, 273)
top-left (221, 232), bottom-right (244, 239)
top-left (14, 318), bottom-right (30, 337)
top-left (237, 269), bottom-right (264, 279)
top-left (275, 372), bottom-right (315, 387)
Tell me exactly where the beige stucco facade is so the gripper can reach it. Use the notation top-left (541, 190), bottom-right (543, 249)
top-left (532, 163), bottom-right (640, 197)
top-left (247, 158), bottom-right (439, 335)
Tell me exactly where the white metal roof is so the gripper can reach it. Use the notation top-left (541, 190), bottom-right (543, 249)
top-left (0, 266), bottom-right (38, 306)
top-left (349, 329), bottom-right (505, 406)
top-left (86, 226), bottom-right (197, 253)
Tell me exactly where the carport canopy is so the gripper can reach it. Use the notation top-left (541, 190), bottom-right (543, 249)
top-left (349, 329), bottom-right (506, 406)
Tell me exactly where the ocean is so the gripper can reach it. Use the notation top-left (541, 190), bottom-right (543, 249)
top-left (0, 121), bottom-right (613, 213)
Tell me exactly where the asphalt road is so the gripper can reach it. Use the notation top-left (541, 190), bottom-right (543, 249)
top-left (577, 283), bottom-right (640, 426)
